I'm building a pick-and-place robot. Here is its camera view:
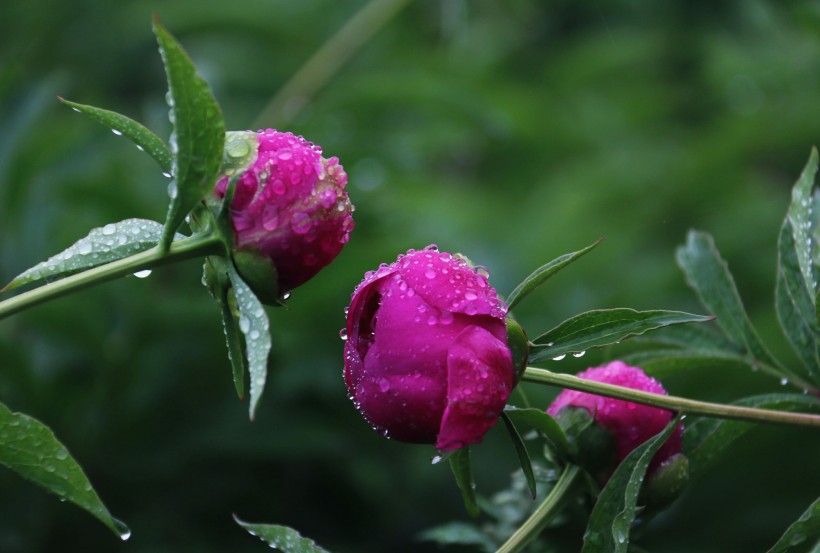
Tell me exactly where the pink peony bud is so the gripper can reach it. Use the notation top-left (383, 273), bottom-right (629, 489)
top-left (547, 361), bottom-right (682, 475)
top-left (214, 129), bottom-right (354, 292)
top-left (343, 246), bottom-right (515, 451)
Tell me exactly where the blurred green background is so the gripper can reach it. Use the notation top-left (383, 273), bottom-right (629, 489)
top-left (1, 1), bottom-right (819, 551)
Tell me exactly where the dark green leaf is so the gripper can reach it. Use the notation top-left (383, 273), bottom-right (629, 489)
top-left (500, 412), bottom-right (537, 499)
top-left (0, 401), bottom-right (129, 539)
top-left (766, 496), bottom-right (820, 553)
top-left (684, 393), bottom-right (820, 479)
top-left (787, 147), bottom-right (819, 301)
top-left (503, 407), bottom-right (571, 461)
top-left (449, 446), bottom-right (479, 517)
top-left (153, 16), bottom-right (225, 250)
top-left (58, 97), bottom-right (172, 173)
top-left (506, 238), bottom-right (603, 310)
top-left (622, 349), bottom-right (784, 382)
top-left (676, 230), bottom-right (781, 368)
top-left (777, 218), bottom-right (820, 385)
top-left (234, 515), bottom-right (330, 552)
top-left (581, 416), bottom-right (681, 553)
top-left (227, 265), bottom-right (271, 419)
top-left (2, 219), bottom-right (182, 292)
top-left (203, 256), bottom-right (246, 399)
top-left (630, 323), bottom-right (741, 353)
top-left (530, 309), bottom-right (713, 363)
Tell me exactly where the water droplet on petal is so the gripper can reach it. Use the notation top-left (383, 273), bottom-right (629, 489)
top-left (424, 268), bottom-right (436, 279)
top-left (339, 328), bottom-right (348, 341)
top-left (378, 377), bottom-right (390, 393)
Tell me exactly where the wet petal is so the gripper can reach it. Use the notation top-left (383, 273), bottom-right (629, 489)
top-left (436, 325), bottom-right (514, 451)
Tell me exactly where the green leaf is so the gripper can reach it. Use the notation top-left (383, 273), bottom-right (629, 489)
top-left (2, 219), bottom-right (183, 292)
top-left (622, 349), bottom-right (784, 382)
top-left (449, 446), bottom-right (479, 517)
top-left (58, 97), bottom-right (172, 173)
top-left (227, 265), bottom-right (271, 420)
top-left (529, 308), bottom-right (713, 363)
top-left (0, 401), bottom-right (129, 539)
top-left (234, 515), bottom-right (330, 552)
top-left (787, 147), bottom-right (819, 301)
top-left (630, 323), bottom-right (741, 353)
top-left (500, 412), bottom-right (537, 499)
top-left (581, 416), bottom-right (681, 553)
top-left (503, 406), bottom-right (571, 461)
top-left (419, 522), bottom-right (496, 552)
top-left (766, 496), bottom-right (820, 553)
top-left (203, 256), bottom-right (246, 399)
top-left (153, 16), bottom-right (225, 250)
top-left (777, 218), bottom-right (820, 385)
top-left (506, 238), bottom-right (603, 310)
top-left (684, 393), bottom-right (820, 479)
top-left (676, 230), bottom-right (781, 368)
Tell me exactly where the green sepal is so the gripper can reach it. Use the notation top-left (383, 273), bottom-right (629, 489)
top-left (503, 406), bottom-right (572, 462)
top-left (506, 317), bottom-right (529, 381)
top-left (203, 255), bottom-right (247, 400)
top-left (222, 131), bottom-right (259, 178)
top-left (554, 406), bottom-right (616, 480)
top-left (232, 249), bottom-right (280, 306)
top-left (500, 412), bottom-right (537, 499)
top-left (449, 446), bottom-right (479, 517)
top-left (506, 237), bottom-right (603, 310)
top-left (639, 453), bottom-right (689, 509)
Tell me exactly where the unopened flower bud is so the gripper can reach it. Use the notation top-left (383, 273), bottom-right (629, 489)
top-left (343, 246), bottom-right (515, 451)
top-left (547, 361), bottom-right (683, 481)
top-left (214, 129), bottom-right (354, 294)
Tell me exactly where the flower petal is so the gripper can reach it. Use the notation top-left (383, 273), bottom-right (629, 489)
top-left (436, 325), bottom-right (515, 451)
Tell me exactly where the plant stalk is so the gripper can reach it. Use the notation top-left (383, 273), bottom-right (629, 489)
top-left (496, 464), bottom-right (582, 553)
top-left (523, 367), bottom-right (820, 428)
top-left (0, 232), bottom-right (224, 321)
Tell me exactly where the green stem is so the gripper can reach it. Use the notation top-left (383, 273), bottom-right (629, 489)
top-left (523, 367), bottom-right (820, 428)
top-left (0, 232), bottom-right (224, 321)
top-left (496, 464), bottom-right (582, 553)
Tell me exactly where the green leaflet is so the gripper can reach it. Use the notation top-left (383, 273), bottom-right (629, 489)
top-left (0, 401), bottom-right (128, 539)
top-left (234, 515), bottom-right (330, 552)
top-left (2, 219), bottom-right (182, 292)
top-left (530, 308), bottom-right (712, 363)
top-left (58, 97), bottom-right (172, 173)
top-left (581, 416), bottom-right (681, 553)
top-left (153, 16), bottom-right (225, 250)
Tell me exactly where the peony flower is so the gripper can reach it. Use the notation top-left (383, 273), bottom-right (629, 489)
top-left (547, 361), bottom-right (682, 476)
top-left (343, 246), bottom-right (515, 451)
top-left (214, 129), bottom-right (354, 293)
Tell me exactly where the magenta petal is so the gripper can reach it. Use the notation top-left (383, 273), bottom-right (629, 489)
top-left (436, 325), bottom-right (514, 451)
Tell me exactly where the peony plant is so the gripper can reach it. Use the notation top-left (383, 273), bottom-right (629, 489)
top-left (0, 16), bottom-right (818, 553)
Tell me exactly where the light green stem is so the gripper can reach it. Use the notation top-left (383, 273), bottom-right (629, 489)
top-left (0, 232), bottom-right (224, 321)
top-left (523, 367), bottom-right (820, 428)
top-left (496, 464), bottom-right (582, 553)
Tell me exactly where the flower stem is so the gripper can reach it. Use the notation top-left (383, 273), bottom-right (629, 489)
top-left (496, 464), bottom-right (582, 553)
top-left (522, 367), bottom-right (820, 428)
top-left (0, 232), bottom-right (224, 321)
